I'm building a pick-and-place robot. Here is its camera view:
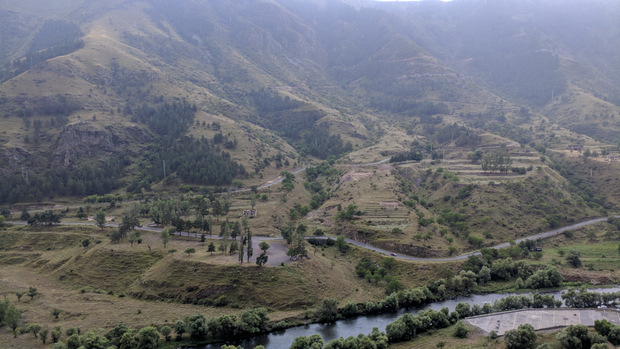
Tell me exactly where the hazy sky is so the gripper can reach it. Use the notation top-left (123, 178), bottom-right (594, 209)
top-left (376, 0), bottom-right (453, 2)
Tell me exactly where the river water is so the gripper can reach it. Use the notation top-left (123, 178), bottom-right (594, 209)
top-left (198, 287), bottom-right (620, 349)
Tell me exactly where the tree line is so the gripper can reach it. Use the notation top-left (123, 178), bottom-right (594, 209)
top-left (0, 154), bottom-right (128, 204)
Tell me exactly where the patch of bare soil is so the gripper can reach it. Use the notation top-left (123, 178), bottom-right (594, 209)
top-left (379, 201), bottom-right (403, 208)
top-left (561, 269), bottom-right (618, 285)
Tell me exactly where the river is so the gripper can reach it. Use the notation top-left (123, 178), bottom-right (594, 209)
top-left (197, 286), bottom-right (620, 349)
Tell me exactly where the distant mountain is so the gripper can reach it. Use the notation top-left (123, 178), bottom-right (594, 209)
top-left (0, 0), bottom-right (618, 204)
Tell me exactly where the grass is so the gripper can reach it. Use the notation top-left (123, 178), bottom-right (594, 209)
top-left (533, 222), bottom-right (620, 283)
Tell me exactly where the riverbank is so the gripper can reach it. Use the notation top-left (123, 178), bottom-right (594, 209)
top-left (191, 286), bottom-right (620, 349)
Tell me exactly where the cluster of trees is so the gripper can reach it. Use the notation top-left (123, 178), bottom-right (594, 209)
top-left (83, 194), bottom-right (124, 204)
top-left (594, 320), bottom-right (620, 346)
top-left (372, 291), bottom-right (558, 344)
top-left (173, 308), bottom-right (269, 342)
top-left (389, 151), bottom-right (423, 163)
top-left (551, 159), bottom-right (607, 209)
top-left (369, 96), bottom-right (449, 116)
top-left (143, 136), bottom-right (245, 187)
top-left (481, 150), bottom-right (513, 173)
top-left (24, 210), bottom-right (62, 226)
top-left (562, 288), bottom-right (620, 308)
top-left (278, 222), bottom-right (309, 260)
top-left (304, 163), bottom-right (340, 209)
top-left (127, 101), bottom-right (245, 189)
top-left (290, 327), bottom-right (388, 349)
top-left (0, 155), bottom-right (128, 204)
top-left (435, 123), bottom-right (480, 147)
top-left (553, 324), bottom-right (611, 349)
top-left (355, 257), bottom-right (402, 294)
top-left (335, 204), bottom-right (360, 222)
top-left (250, 88), bottom-right (306, 113)
top-left (13, 308), bottom-right (270, 348)
top-left (38, 326), bottom-right (164, 349)
top-left (131, 101), bottom-right (196, 140)
top-left (0, 299), bottom-right (21, 333)
top-left (303, 123), bottom-right (353, 159)
top-left (249, 89), bottom-right (326, 146)
top-left (461, 255), bottom-right (564, 290)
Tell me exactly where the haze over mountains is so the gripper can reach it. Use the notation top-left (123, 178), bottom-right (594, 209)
top-left (0, 0), bottom-right (618, 202)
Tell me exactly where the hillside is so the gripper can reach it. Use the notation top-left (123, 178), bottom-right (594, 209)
top-left (0, 1), bottom-right (620, 346)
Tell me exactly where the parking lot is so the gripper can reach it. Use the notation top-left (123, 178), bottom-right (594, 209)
top-left (465, 309), bottom-right (620, 335)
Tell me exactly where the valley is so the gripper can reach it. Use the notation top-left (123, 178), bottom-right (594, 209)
top-left (1, 0), bottom-right (620, 348)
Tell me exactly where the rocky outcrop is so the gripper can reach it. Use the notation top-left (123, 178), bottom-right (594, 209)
top-left (53, 122), bottom-right (151, 167)
top-left (0, 146), bottom-right (33, 176)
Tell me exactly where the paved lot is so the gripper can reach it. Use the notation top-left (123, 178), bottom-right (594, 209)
top-left (466, 309), bottom-right (620, 335)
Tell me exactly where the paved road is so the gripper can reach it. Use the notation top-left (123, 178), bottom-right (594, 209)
top-left (313, 215), bottom-right (619, 262)
top-left (7, 215), bottom-right (618, 262)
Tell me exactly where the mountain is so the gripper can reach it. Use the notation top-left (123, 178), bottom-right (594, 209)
top-left (0, 0), bottom-right (618, 215)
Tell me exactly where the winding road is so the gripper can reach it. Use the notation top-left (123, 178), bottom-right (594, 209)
top-left (7, 215), bottom-right (618, 262)
top-left (5, 157), bottom-right (617, 262)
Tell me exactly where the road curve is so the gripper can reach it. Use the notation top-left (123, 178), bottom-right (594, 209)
top-left (6, 215), bottom-right (618, 262)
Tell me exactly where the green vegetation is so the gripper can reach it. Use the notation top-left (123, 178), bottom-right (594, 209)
top-left (0, 156), bottom-right (127, 204)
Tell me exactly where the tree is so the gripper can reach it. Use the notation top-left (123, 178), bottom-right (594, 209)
top-left (335, 235), bottom-right (349, 252)
top-left (129, 230), bottom-right (141, 247)
top-left (137, 326), bottom-right (159, 349)
top-left (174, 320), bottom-right (185, 341)
top-left (15, 291), bottom-right (23, 302)
top-left (81, 238), bottom-right (90, 248)
top-left (453, 321), bottom-right (468, 338)
top-left (160, 228), bottom-right (171, 248)
top-left (208, 242), bottom-right (216, 255)
top-left (608, 326), bottom-right (620, 345)
top-left (184, 248), bottom-right (195, 257)
top-left (220, 222), bottom-right (230, 254)
top-left (159, 325), bottom-right (172, 342)
top-left (52, 308), bottom-right (62, 319)
top-left (256, 253), bottom-right (268, 267)
top-left (317, 298), bottom-right (339, 323)
top-left (594, 319), bottom-right (613, 337)
top-left (247, 235), bottom-right (253, 263)
top-left (186, 314), bottom-right (208, 340)
top-left (114, 211), bottom-right (140, 242)
top-left (556, 324), bottom-right (591, 349)
top-left (4, 303), bottom-right (21, 331)
top-left (565, 251), bottom-right (582, 268)
top-left (28, 323), bottom-right (42, 338)
top-left (39, 328), bottom-right (49, 344)
top-left (259, 241), bottom-right (270, 253)
top-left (21, 208), bottom-right (30, 221)
top-left (230, 241), bottom-right (239, 255)
top-left (336, 204), bottom-right (358, 221)
top-left (239, 307), bottom-right (269, 335)
top-left (51, 327), bottom-right (62, 343)
top-left (504, 324), bottom-right (537, 349)
top-left (28, 286), bottom-right (38, 300)
top-left (95, 211), bottom-right (106, 229)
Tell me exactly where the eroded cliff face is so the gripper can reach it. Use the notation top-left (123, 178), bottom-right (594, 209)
top-left (53, 122), bottom-right (152, 167)
top-left (0, 146), bottom-right (34, 177)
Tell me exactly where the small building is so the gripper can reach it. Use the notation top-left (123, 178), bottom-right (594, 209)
top-left (243, 209), bottom-right (257, 218)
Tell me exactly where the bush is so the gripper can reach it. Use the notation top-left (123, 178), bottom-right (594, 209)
top-left (452, 321), bottom-right (468, 338)
top-left (504, 324), bottom-right (537, 349)
top-left (317, 299), bottom-right (339, 323)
